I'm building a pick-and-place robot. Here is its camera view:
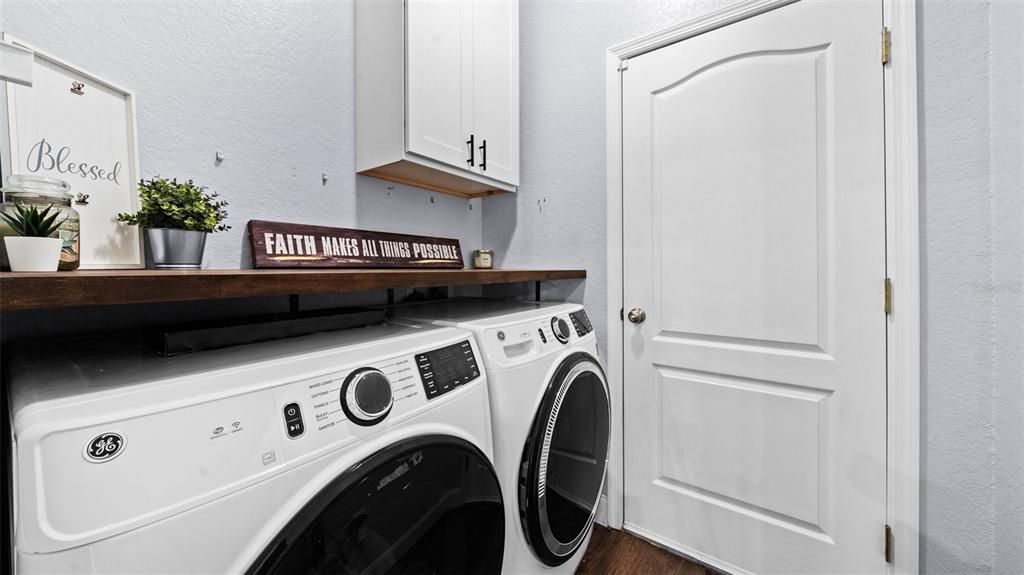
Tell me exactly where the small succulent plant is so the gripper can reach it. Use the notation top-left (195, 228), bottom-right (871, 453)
top-left (117, 177), bottom-right (229, 233)
top-left (0, 204), bottom-right (67, 238)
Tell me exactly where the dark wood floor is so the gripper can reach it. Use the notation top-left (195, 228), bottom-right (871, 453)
top-left (577, 525), bottom-right (718, 575)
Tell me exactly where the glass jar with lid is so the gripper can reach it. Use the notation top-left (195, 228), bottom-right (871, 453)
top-left (473, 249), bottom-right (494, 269)
top-left (1, 175), bottom-right (80, 271)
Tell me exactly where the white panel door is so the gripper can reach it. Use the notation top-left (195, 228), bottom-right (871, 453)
top-left (406, 0), bottom-right (474, 170)
top-left (470, 0), bottom-right (518, 185)
top-left (622, 1), bottom-right (886, 573)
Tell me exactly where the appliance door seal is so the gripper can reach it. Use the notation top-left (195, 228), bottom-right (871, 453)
top-left (519, 352), bottom-right (611, 566)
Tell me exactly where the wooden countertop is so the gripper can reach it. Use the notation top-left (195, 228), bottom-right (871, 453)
top-left (0, 268), bottom-right (586, 311)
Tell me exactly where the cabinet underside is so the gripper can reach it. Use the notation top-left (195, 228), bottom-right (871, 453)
top-left (360, 160), bottom-right (512, 199)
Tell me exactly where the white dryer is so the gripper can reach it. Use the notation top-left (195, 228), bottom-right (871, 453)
top-left (392, 299), bottom-right (611, 574)
top-left (8, 323), bottom-right (505, 574)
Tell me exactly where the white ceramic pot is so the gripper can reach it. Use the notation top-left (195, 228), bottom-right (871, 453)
top-left (4, 236), bottom-right (62, 272)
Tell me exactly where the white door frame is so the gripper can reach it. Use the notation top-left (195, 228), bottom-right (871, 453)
top-left (604, 1), bottom-right (920, 574)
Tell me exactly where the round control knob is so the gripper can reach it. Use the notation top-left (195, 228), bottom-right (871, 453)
top-left (551, 317), bottom-right (571, 344)
top-left (340, 368), bottom-right (393, 426)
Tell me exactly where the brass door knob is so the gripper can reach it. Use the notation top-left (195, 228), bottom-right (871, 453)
top-left (627, 308), bottom-right (646, 324)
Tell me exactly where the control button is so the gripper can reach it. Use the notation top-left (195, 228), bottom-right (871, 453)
top-left (497, 330), bottom-right (506, 341)
top-left (551, 317), bottom-right (571, 344)
top-left (341, 368), bottom-right (393, 426)
top-left (283, 403), bottom-right (304, 439)
top-left (538, 328), bottom-right (547, 343)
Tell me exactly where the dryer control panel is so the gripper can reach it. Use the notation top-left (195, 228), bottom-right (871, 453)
top-left (479, 308), bottom-right (598, 369)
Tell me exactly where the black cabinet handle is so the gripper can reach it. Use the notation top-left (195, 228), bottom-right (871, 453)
top-left (466, 134), bottom-right (475, 167)
top-left (479, 139), bottom-right (487, 171)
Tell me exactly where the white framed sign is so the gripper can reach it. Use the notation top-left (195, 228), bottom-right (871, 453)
top-left (1, 35), bottom-right (143, 269)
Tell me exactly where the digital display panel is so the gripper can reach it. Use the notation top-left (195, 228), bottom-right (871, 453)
top-left (416, 340), bottom-right (480, 400)
top-left (570, 310), bottom-right (593, 337)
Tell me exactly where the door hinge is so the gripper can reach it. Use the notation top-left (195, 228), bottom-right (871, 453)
top-left (884, 524), bottom-right (894, 563)
top-left (618, 59), bottom-right (629, 72)
top-left (620, 307), bottom-right (624, 321)
top-left (881, 27), bottom-right (892, 65)
top-left (884, 278), bottom-right (893, 315)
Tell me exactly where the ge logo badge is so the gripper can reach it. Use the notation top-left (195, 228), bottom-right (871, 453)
top-left (83, 432), bottom-right (125, 463)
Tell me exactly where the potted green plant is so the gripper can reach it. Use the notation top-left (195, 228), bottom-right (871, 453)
top-left (117, 177), bottom-right (229, 269)
top-left (0, 204), bottom-right (67, 272)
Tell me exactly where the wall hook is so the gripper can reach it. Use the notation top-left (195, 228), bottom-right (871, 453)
top-left (322, 172), bottom-right (329, 185)
top-left (215, 151), bottom-right (224, 163)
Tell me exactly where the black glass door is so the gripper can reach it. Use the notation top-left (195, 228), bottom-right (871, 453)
top-left (519, 352), bottom-right (611, 566)
top-left (249, 435), bottom-right (504, 575)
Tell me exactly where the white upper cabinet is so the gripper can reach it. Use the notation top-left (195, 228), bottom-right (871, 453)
top-left (356, 0), bottom-right (519, 199)
top-left (406, 1), bottom-right (474, 171)
top-left (469, 0), bottom-right (518, 185)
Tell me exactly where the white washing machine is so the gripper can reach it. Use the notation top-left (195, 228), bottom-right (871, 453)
top-left (8, 322), bottom-right (505, 574)
top-left (392, 299), bottom-right (611, 574)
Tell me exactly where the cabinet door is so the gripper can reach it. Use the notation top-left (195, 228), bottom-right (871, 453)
top-left (470, 0), bottom-right (518, 185)
top-left (406, 0), bottom-right (474, 170)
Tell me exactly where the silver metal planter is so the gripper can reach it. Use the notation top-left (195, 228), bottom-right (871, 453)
top-left (147, 228), bottom-right (208, 269)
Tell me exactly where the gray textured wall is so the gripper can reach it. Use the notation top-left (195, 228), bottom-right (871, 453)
top-left (987, 4), bottom-right (1024, 572)
top-left (918, 1), bottom-right (1024, 573)
top-left (918, 0), bottom-right (995, 572)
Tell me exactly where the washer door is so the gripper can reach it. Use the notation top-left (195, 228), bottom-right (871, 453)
top-left (519, 352), bottom-right (611, 566)
top-left (249, 435), bottom-right (504, 575)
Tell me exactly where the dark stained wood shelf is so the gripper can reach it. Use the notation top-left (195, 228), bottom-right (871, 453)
top-left (0, 268), bottom-right (586, 311)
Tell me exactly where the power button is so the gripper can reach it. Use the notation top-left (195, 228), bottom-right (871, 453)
top-left (283, 403), bottom-right (304, 439)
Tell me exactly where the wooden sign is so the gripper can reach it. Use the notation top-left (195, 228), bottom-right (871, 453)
top-left (247, 220), bottom-right (464, 269)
